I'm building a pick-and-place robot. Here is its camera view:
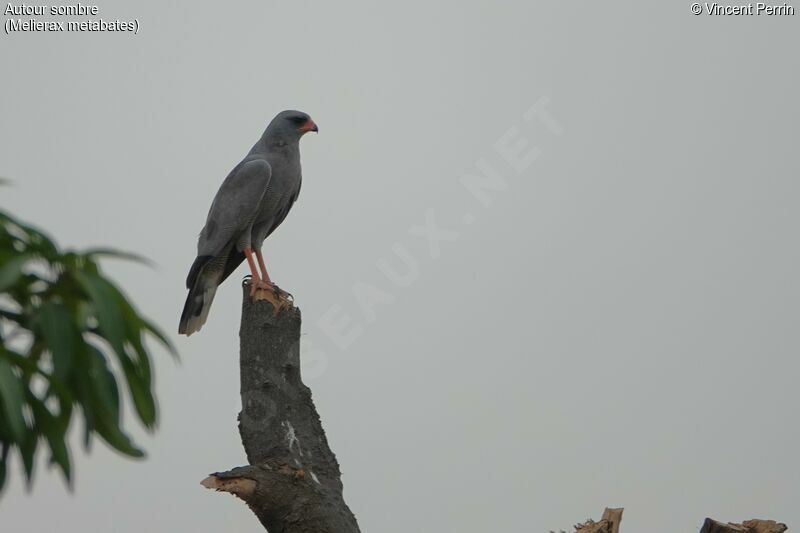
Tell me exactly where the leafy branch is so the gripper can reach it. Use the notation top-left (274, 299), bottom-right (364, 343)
top-left (0, 208), bottom-right (175, 493)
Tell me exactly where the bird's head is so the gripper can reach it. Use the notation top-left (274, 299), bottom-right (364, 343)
top-left (267, 110), bottom-right (319, 141)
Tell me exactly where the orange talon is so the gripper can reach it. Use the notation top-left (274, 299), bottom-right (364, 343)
top-left (246, 247), bottom-right (294, 314)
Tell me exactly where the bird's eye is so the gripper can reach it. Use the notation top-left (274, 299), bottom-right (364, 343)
top-left (291, 115), bottom-right (307, 124)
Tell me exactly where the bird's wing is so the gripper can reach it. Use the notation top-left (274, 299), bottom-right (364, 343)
top-left (185, 159), bottom-right (271, 290)
top-left (197, 158), bottom-right (272, 257)
top-left (215, 183), bottom-right (300, 286)
top-left (266, 186), bottom-right (301, 239)
top-left (216, 187), bottom-right (300, 286)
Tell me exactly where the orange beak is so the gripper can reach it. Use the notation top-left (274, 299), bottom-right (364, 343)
top-left (299, 119), bottom-right (318, 133)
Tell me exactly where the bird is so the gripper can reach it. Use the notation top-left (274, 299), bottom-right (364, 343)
top-left (179, 110), bottom-right (318, 336)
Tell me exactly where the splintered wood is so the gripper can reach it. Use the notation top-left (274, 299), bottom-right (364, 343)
top-left (572, 507), bottom-right (623, 533)
top-left (200, 475), bottom-right (256, 500)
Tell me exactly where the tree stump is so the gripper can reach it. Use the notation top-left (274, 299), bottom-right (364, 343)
top-left (201, 288), bottom-right (360, 533)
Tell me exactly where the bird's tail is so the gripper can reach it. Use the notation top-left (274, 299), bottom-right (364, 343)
top-left (179, 279), bottom-right (219, 336)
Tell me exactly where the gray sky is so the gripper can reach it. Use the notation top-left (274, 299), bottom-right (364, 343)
top-left (2, 2), bottom-right (799, 532)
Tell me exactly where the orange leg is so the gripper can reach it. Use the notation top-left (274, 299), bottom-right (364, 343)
top-left (254, 249), bottom-right (272, 284)
top-left (244, 247), bottom-right (269, 296)
top-left (246, 247), bottom-right (293, 313)
top-left (254, 248), bottom-right (292, 301)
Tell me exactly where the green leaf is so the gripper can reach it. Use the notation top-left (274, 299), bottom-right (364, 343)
top-left (19, 432), bottom-right (38, 485)
top-left (80, 404), bottom-right (94, 450)
top-left (92, 278), bottom-right (160, 427)
top-left (35, 302), bottom-right (78, 382)
top-left (47, 429), bottom-right (71, 485)
top-left (0, 444), bottom-right (7, 492)
top-left (55, 394), bottom-right (73, 430)
top-left (85, 347), bottom-right (143, 458)
top-left (9, 219), bottom-right (58, 259)
top-left (0, 254), bottom-right (29, 292)
top-left (66, 349), bottom-right (95, 451)
top-left (83, 248), bottom-right (155, 268)
top-left (0, 358), bottom-right (26, 443)
top-left (86, 348), bottom-right (120, 423)
top-left (73, 272), bottom-right (125, 357)
top-left (28, 397), bottom-right (71, 486)
top-left (141, 318), bottom-right (178, 359)
top-left (119, 350), bottom-right (156, 429)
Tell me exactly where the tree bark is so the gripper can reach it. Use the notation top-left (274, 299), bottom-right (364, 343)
top-left (201, 288), bottom-right (360, 533)
top-left (571, 509), bottom-right (786, 533)
top-left (699, 518), bottom-right (788, 533)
